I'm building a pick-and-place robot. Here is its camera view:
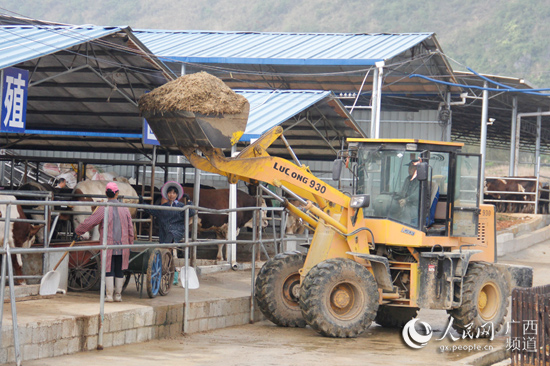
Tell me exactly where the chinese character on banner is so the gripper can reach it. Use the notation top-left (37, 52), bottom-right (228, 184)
top-left (142, 119), bottom-right (160, 146)
top-left (1, 67), bottom-right (28, 133)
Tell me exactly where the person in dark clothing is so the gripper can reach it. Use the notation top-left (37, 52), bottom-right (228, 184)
top-left (140, 181), bottom-right (195, 244)
top-left (396, 160), bottom-right (420, 225)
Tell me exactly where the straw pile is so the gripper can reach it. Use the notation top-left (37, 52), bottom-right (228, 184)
top-left (138, 72), bottom-right (248, 115)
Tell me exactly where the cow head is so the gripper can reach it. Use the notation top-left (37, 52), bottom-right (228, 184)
top-left (284, 199), bottom-right (308, 235)
top-left (22, 224), bottom-right (44, 248)
top-left (243, 198), bottom-right (269, 230)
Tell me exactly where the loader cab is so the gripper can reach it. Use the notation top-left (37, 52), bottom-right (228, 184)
top-left (349, 139), bottom-right (481, 237)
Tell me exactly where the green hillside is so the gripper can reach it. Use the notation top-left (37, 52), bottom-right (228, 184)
top-left (2, 0), bottom-right (549, 86)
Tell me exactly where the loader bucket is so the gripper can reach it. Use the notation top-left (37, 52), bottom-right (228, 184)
top-left (143, 103), bottom-right (249, 149)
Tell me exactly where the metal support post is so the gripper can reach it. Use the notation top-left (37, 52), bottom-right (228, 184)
top-left (370, 67), bottom-right (379, 138)
top-left (479, 82), bottom-right (489, 202)
top-left (97, 206), bottom-right (109, 350)
top-left (192, 159), bottom-right (201, 267)
top-left (535, 108), bottom-right (542, 176)
top-left (183, 209), bottom-right (189, 333)
top-left (509, 97), bottom-right (518, 176)
top-left (374, 61), bottom-right (384, 138)
top-left (227, 145), bottom-right (238, 266)
top-left (445, 92), bottom-right (452, 141)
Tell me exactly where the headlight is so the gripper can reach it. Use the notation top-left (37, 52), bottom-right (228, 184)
top-left (350, 194), bottom-right (370, 208)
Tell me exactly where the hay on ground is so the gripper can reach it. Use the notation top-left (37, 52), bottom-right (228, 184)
top-left (138, 71), bottom-right (248, 115)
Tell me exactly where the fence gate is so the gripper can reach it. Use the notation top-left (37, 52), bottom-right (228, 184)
top-left (511, 284), bottom-right (550, 365)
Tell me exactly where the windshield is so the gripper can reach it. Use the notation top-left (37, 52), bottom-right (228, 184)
top-left (357, 150), bottom-right (421, 227)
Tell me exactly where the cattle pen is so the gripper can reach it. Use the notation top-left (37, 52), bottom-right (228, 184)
top-left (484, 175), bottom-right (550, 214)
top-left (0, 195), bottom-right (309, 365)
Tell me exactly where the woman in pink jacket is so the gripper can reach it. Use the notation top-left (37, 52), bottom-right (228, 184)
top-left (75, 182), bottom-right (134, 302)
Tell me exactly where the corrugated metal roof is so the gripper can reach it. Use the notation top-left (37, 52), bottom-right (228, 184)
top-left (0, 25), bottom-right (122, 69)
top-left (236, 89), bottom-right (332, 141)
top-left (134, 30), bottom-right (434, 66)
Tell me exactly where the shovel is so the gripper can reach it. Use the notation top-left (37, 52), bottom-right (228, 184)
top-left (39, 240), bottom-right (75, 296)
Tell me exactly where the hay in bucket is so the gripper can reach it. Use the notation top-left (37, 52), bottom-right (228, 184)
top-left (138, 71), bottom-right (248, 116)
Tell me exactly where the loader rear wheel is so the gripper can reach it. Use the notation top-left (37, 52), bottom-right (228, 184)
top-left (447, 263), bottom-right (510, 336)
top-left (299, 258), bottom-right (379, 338)
top-left (255, 251), bottom-right (306, 328)
top-left (375, 306), bottom-right (419, 328)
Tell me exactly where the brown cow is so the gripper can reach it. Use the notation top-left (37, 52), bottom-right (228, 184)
top-left (539, 182), bottom-right (549, 214)
top-left (484, 178), bottom-right (507, 212)
top-left (485, 177), bottom-right (541, 213)
top-left (284, 199), bottom-right (308, 235)
top-left (181, 187), bottom-right (267, 261)
top-left (0, 195), bottom-right (43, 285)
top-left (516, 177), bottom-right (539, 213)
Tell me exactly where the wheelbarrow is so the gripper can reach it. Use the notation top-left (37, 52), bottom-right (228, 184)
top-left (123, 248), bottom-right (175, 298)
top-left (67, 247), bottom-right (175, 298)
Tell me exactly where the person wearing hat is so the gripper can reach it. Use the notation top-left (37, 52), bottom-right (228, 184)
top-left (395, 159), bottom-right (421, 225)
top-left (139, 181), bottom-right (195, 246)
top-left (74, 181), bottom-right (134, 302)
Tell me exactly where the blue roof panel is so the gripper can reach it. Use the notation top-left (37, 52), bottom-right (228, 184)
top-left (0, 25), bottom-right (123, 69)
top-left (235, 89), bottom-right (332, 141)
top-left (134, 30), bottom-right (434, 66)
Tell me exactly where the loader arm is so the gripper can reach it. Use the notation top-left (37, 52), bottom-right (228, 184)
top-left (180, 126), bottom-right (351, 210)
top-left (178, 126), bottom-right (353, 236)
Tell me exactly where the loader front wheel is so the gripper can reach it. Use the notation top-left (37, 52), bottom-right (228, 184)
top-left (375, 306), bottom-right (419, 328)
top-left (447, 263), bottom-right (510, 336)
top-left (255, 251), bottom-right (306, 328)
top-left (299, 258), bottom-right (379, 338)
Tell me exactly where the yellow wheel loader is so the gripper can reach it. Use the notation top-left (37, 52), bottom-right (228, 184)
top-left (141, 77), bottom-right (532, 338)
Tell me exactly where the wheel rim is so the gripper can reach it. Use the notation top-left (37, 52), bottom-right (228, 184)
top-left (328, 282), bottom-right (363, 320)
top-left (150, 252), bottom-right (162, 296)
top-left (478, 281), bottom-right (500, 320)
top-left (282, 273), bottom-right (301, 308)
top-left (68, 250), bottom-right (99, 291)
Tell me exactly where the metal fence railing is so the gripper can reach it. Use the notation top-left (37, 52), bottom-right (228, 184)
top-left (484, 176), bottom-right (550, 214)
top-left (0, 198), bottom-right (311, 365)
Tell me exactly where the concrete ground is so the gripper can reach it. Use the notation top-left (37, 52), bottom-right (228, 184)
top-left (21, 317), bottom-right (500, 366)
top-left (4, 233), bottom-right (549, 366)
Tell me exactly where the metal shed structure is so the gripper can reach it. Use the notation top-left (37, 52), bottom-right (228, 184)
top-left (0, 22), bottom-right (366, 163)
top-left (134, 30), bottom-right (460, 140)
top-left (134, 29), bottom-right (550, 153)
top-left (0, 17), bottom-right (549, 180)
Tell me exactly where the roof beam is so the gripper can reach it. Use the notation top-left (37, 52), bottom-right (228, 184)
top-left (26, 110), bottom-right (139, 117)
top-left (28, 96), bottom-right (130, 103)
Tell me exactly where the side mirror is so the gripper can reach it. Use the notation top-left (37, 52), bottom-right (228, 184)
top-left (332, 158), bottom-right (344, 181)
top-left (416, 162), bottom-right (429, 181)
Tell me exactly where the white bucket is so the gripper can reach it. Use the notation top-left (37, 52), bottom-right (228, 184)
top-left (179, 266), bottom-right (199, 289)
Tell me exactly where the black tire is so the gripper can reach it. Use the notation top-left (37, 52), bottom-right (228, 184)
top-left (375, 306), bottom-right (419, 328)
top-left (255, 251), bottom-right (306, 328)
top-left (447, 263), bottom-right (510, 336)
top-left (159, 250), bottom-right (175, 296)
top-left (299, 258), bottom-right (379, 338)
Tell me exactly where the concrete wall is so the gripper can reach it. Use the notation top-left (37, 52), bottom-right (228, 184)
top-left (0, 297), bottom-right (264, 364)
